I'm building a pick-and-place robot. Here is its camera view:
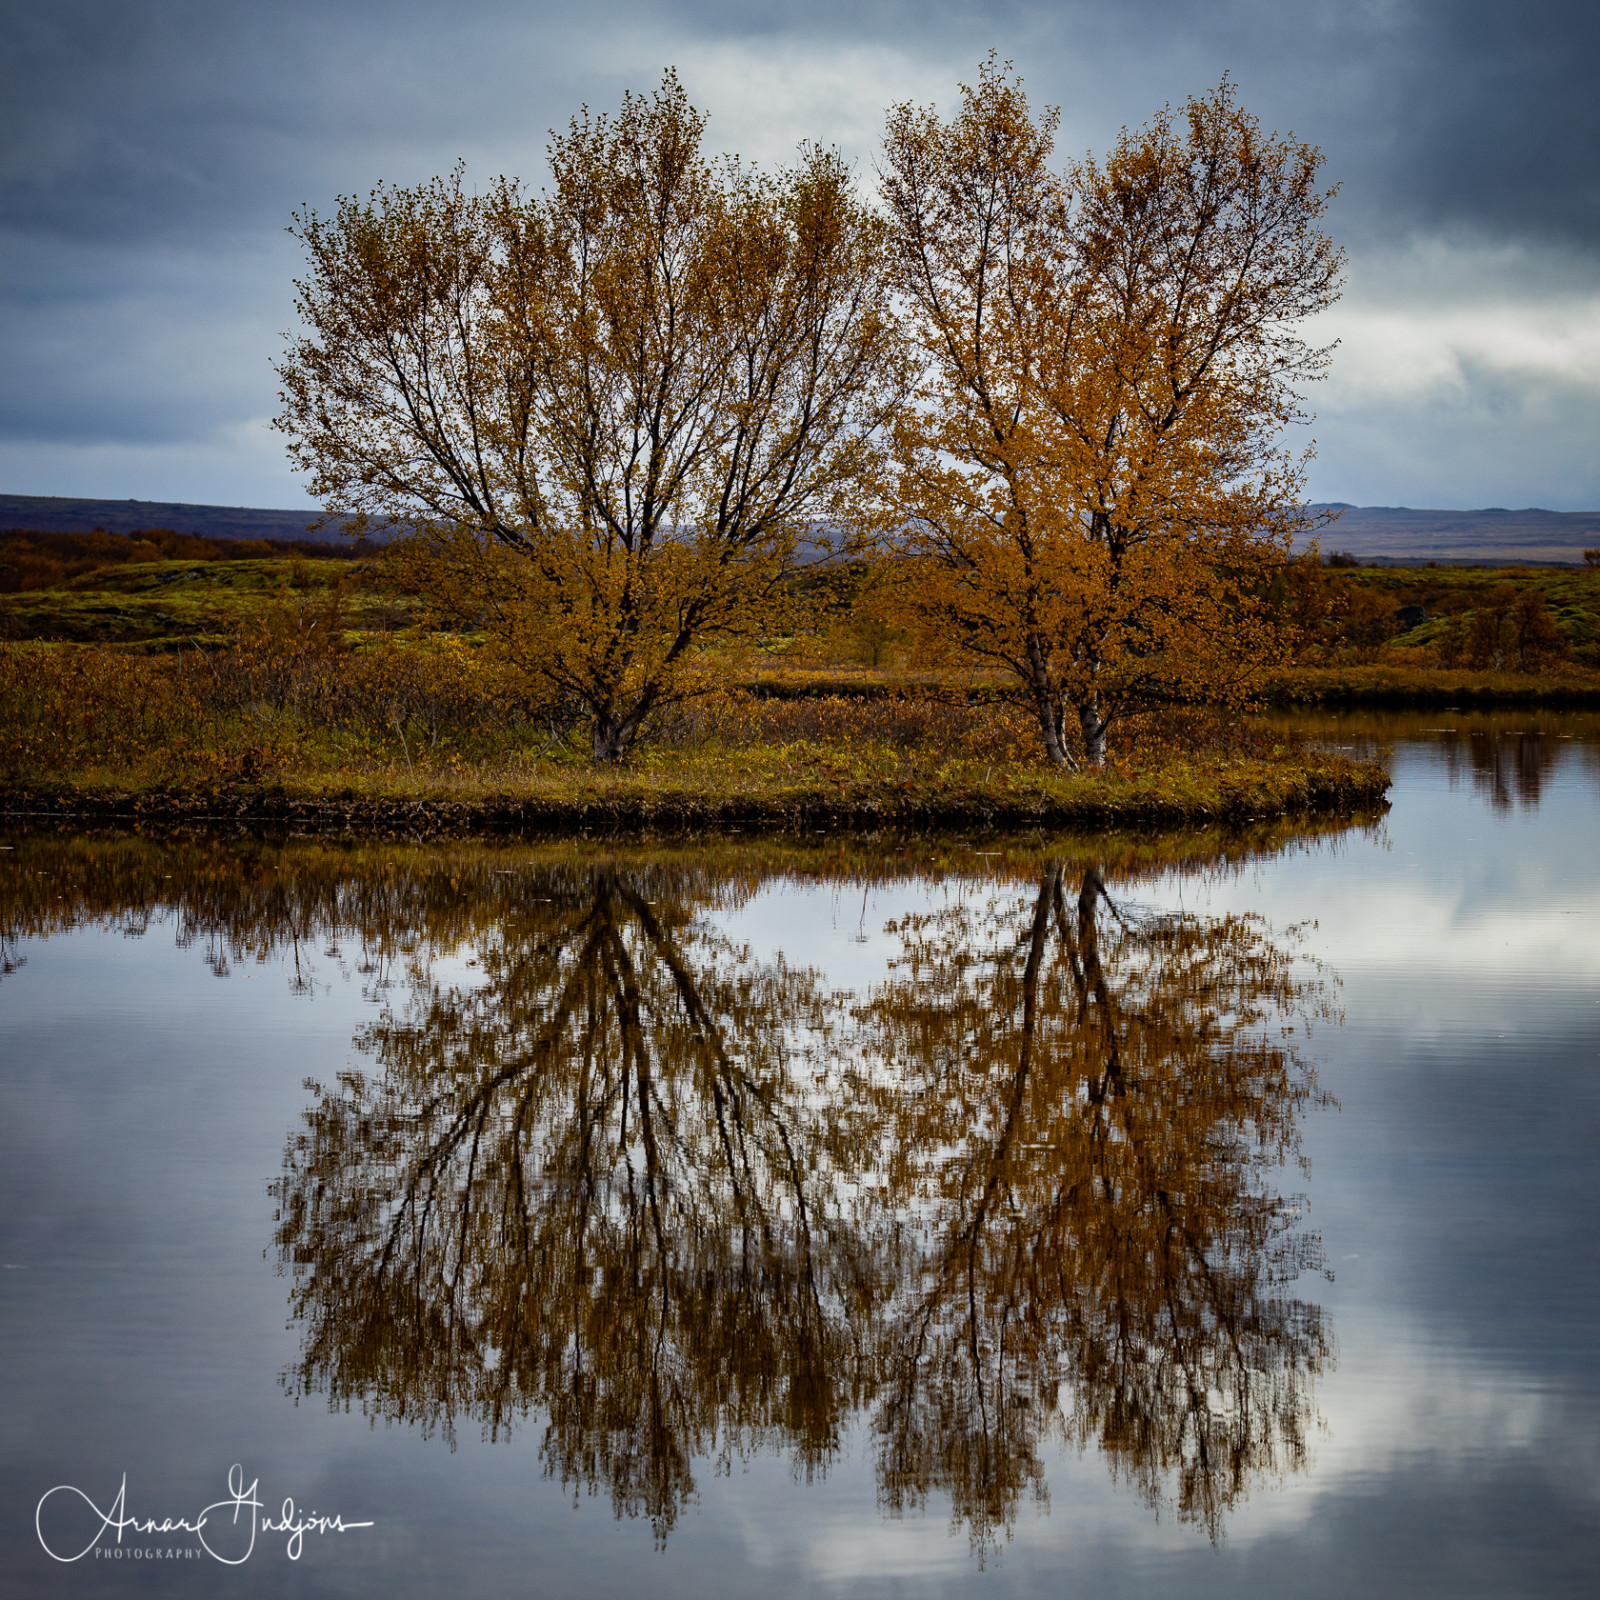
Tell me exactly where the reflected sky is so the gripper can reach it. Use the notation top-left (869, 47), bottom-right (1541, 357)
top-left (2, 716), bottom-right (1597, 1597)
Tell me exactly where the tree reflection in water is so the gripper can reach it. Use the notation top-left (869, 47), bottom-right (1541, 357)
top-left (858, 865), bottom-right (1330, 1544)
top-left (275, 864), bottom-right (885, 1539)
top-left (1436, 726), bottom-right (1563, 811)
top-left (0, 830), bottom-right (1343, 1547)
top-left (266, 848), bottom-right (1333, 1547)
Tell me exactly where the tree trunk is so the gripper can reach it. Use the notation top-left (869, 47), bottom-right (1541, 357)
top-left (1026, 636), bottom-right (1074, 769)
top-left (1078, 697), bottom-right (1108, 769)
top-left (590, 692), bottom-right (657, 763)
top-left (1036, 701), bottom-right (1071, 768)
top-left (591, 709), bottom-right (632, 763)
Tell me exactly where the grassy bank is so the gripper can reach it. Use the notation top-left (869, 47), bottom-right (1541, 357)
top-left (0, 750), bottom-right (1388, 835)
top-left (724, 663), bottom-right (1600, 708)
top-left (0, 537), bottom-right (1424, 832)
top-left (1, 635), bottom-right (1386, 833)
top-left (1261, 662), bottom-right (1600, 706)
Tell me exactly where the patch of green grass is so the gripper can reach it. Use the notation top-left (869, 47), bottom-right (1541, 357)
top-left (0, 557), bottom-right (405, 646)
top-left (57, 556), bottom-right (349, 594)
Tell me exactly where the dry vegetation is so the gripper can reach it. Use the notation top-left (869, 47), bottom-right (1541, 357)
top-left (9, 529), bottom-right (1600, 827)
top-left (0, 545), bottom-right (1386, 827)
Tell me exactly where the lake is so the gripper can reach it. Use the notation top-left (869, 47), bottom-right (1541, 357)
top-left (3, 710), bottom-right (1598, 1597)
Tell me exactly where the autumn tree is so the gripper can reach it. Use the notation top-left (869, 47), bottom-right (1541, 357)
top-left (879, 63), bottom-right (1342, 767)
top-left (1463, 584), bottom-right (1569, 672)
top-left (276, 72), bottom-right (901, 761)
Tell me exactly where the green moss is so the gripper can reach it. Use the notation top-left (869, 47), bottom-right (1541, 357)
top-left (0, 557), bottom-right (399, 644)
top-left (1326, 563), bottom-right (1600, 650)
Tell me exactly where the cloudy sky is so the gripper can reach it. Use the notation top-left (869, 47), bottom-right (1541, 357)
top-left (1, 0), bottom-right (1595, 511)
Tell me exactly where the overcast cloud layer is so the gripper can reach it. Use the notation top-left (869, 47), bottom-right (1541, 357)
top-left (1, 0), bottom-right (1596, 509)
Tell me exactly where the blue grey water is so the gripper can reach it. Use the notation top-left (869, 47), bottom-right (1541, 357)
top-left (2, 714), bottom-right (1597, 1597)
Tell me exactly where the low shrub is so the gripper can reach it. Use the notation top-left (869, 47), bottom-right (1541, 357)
top-left (1461, 586), bottom-right (1569, 672)
top-left (662, 691), bottom-right (1036, 760)
top-left (0, 592), bottom-right (551, 783)
top-left (0, 643), bottom-right (216, 780)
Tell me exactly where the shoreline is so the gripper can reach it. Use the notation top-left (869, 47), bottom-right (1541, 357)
top-left (0, 754), bottom-right (1391, 838)
top-left (1258, 666), bottom-right (1600, 706)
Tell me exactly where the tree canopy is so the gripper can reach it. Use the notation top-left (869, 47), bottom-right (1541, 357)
top-left (276, 72), bottom-right (902, 761)
top-left (277, 62), bottom-right (1342, 769)
top-left (879, 63), bottom-right (1342, 766)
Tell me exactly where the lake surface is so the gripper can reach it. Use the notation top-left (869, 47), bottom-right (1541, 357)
top-left (3, 710), bottom-right (1598, 1597)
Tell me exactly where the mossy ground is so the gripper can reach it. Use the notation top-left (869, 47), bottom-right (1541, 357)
top-left (1328, 562), bottom-right (1600, 654)
top-left (0, 555), bottom-right (396, 648)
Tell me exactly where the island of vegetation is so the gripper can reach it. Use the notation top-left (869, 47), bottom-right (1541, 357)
top-left (21, 63), bottom-right (1596, 832)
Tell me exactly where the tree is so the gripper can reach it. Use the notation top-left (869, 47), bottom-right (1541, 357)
top-left (1463, 584), bottom-right (1569, 673)
top-left (879, 63), bottom-right (1342, 767)
top-left (276, 73), bottom-right (902, 761)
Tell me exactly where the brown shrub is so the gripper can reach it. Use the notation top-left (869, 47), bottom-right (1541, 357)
top-left (0, 527), bottom-right (369, 593)
top-left (657, 691), bottom-right (1044, 762)
top-left (0, 644), bottom-right (214, 778)
top-left (662, 691), bottom-right (1273, 767)
top-left (1112, 705), bottom-right (1290, 763)
top-left (1506, 590), bottom-right (1569, 671)
top-left (201, 592), bottom-right (547, 753)
top-left (0, 589), bottom-right (551, 782)
top-left (1463, 586), bottom-right (1569, 672)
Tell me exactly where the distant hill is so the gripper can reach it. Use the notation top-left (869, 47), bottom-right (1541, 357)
top-left (0, 494), bottom-right (364, 543)
top-left (1306, 505), bottom-right (1600, 565)
top-left (3, 493), bottom-right (1597, 564)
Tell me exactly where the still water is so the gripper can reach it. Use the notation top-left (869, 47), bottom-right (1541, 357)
top-left (2, 711), bottom-right (1597, 1597)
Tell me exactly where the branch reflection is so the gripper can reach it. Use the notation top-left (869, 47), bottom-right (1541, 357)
top-left (270, 851), bottom-right (1333, 1546)
top-left (859, 865), bottom-right (1330, 1543)
top-left (1436, 726), bottom-right (1562, 811)
top-left (274, 866), bottom-right (885, 1539)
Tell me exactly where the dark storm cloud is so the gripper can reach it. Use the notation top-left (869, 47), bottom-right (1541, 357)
top-left (0, 0), bottom-right (582, 245)
top-left (0, 0), bottom-right (1595, 501)
top-left (5, 0), bottom-right (1595, 249)
top-left (1387, 0), bottom-right (1600, 248)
